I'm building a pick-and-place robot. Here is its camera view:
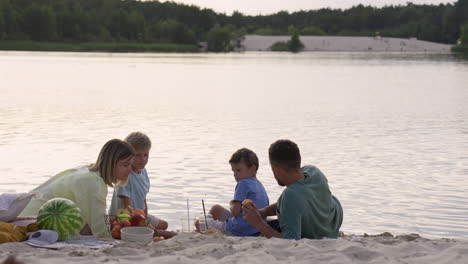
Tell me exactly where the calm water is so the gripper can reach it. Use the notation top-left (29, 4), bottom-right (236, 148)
top-left (0, 51), bottom-right (467, 239)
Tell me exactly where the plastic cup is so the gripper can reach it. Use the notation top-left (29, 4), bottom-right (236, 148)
top-left (180, 216), bottom-right (194, 233)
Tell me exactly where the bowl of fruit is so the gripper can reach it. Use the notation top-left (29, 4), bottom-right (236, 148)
top-left (110, 208), bottom-right (152, 244)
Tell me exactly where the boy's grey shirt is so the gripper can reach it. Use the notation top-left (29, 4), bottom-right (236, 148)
top-left (108, 168), bottom-right (150, 215)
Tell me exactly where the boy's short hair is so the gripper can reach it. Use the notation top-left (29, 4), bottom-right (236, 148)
top-left (125, 132), bottom-right (151, 150)
top-left (229, 148), bottom-right (259, 171)
top-left (268, 139), bottom-right (301, 171)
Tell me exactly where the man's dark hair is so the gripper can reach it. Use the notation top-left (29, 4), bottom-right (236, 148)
top-left (229, 148), bottom-right (259, 171)
top-left (268, 139), bottom-right (301, 171)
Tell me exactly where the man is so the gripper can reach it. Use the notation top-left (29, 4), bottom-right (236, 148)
top-left (243, 139), bottom-right (343, 240)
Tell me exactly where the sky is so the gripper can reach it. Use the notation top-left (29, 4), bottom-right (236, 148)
top-left (160, 0), bottom-right (456, 15)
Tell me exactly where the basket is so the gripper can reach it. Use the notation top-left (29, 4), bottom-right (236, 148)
top-left (104, 215), bottom-right (116, 234)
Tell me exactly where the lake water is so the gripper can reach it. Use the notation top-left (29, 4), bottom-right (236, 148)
top-left (0, 51), bottom-right (467, 239)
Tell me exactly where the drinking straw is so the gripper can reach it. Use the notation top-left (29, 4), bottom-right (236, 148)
top-left (202, 199), bottom-right (208, 230)
top-left (186, 197), bottom-right (190, 232)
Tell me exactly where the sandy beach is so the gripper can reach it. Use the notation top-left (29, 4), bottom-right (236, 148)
top-left (241, 35), bottom-right (453, 52)
top-left (1, 232), bottom-right (467, 264)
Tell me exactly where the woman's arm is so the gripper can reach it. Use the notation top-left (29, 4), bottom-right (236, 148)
top-left (74, 174), bottom-right (111, 238)
top-left (76, 189), bottom-right (110, 238)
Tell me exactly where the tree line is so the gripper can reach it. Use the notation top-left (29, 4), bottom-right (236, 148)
top-left (0, 0), bottom-right (467, 51)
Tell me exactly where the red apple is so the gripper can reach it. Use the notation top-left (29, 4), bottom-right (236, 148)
top-left (111, 225), bottom-right (121, 239)
top-left (120, 219), bottom-right (131, 228)
top-left (112, 224), bottom-right (121, 232)
top-left (130, 213), bottom-right (146, 226)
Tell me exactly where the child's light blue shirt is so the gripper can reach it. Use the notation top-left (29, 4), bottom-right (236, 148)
top-left (108, 168), bottom-right (150, 215)
top-left (226, 177), bottom-right (269, 236)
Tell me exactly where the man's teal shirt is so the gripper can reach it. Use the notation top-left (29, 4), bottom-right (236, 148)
top-left (277, 165), bottom-right (343, 240)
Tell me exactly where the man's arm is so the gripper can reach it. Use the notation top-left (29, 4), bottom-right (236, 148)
top-left (243, 203), bottom-right (282, 238)
top-left (259, 203), bottom-right (278, 218)
top-left (230, 200), bottom-right (241, 217)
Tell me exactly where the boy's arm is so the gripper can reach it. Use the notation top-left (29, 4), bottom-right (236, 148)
top-left (144, 199), bottom-right (148, 216)
top-left (243, 203), bottom-right (282, 238)
top-left (120, 195), bottom-right (132, 212)
top-left (230, 200), bottom-right (241, 217)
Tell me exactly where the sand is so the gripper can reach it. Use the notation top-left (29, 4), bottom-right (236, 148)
top-left (240, 35), bottom-right (453, 52)
top-left (1, 232), bottom-right (468, 264)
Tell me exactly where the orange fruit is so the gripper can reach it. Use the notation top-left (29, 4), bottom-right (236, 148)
top-left (112, 230), bottom-right (121, 239)
top-left (120, 219), bottom-right (131, 227)
top-left (132, 209), bottom-right (145, 216)
top-left (242, 199), bottom-right (254, 206)
top-left (153, 236), bottom-right (165, 242)
top-left (111, 225), bottom-right (121, 239)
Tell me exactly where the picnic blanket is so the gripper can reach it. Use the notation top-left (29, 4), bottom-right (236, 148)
top-left (25, 234), bottom-right (121, 249)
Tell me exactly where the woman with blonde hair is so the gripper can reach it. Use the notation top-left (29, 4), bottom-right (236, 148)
top-left (20, 139), bottom-right (135, 238)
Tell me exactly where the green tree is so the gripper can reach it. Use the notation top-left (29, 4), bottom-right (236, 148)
top-left (22, 4), bottom-right (57, 41)
top-left (0, 2), bottom-right (5, 39)
top-left (287, 26), bottom-right (304, 52)
top-left (151, 19), bottom-right (178, 42)
top-left (287, 25), bottom-right (297, 35)
top-left (0, 0), bottom-right (465, 48)
top-left (207, 25), bottom-right (232, 52)
top-left (301, 26), bottom-right (325, 35)
top-left (231, 11), bottom-right (244, 28)
top-left (1, 0), bottom-right (21, 39)
top-left (150, 19), bottom-right (196, 44)
top-left (270, 41), bottom-right (289, 51)
top-left (54, 1), bottom-right (91, 41)
top-left (128, 10), bottom-right (146, 41)
top-left (108, 9), bottom-right (143, 41)
top-left (253, 27), bottom-right (274, 35)
top-left (440, 6), bottom-right (458, 43)
top-left (98, 26), bottom-right (113, 41)
top-left (454, 0), bottom-right (468, 27)
top-left (461, 23), bottom-right (468, 44)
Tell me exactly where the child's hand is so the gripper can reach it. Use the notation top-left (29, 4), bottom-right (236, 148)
top-left (230, 200), bottom-right (241, 217)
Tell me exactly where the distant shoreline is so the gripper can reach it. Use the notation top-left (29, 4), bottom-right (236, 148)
top-left (0, 41), bottom-right (198, 53)
top-left (0, 36), bottom-right (454, 53)
top-left (240, 35), bottom-right (453, 52)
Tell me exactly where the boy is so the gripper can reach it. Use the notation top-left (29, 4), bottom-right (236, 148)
top-left (109, 132), bottom-right (168, 231)
top-left (201, 148), bottom-right (269, 236)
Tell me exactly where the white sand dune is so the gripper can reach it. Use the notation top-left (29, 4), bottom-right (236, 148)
top-left (1, 233), bottom-right (468, 264)
top-left (241, 35), bottom-right (453, 52)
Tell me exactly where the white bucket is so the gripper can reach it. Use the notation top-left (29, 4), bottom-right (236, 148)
top-left (121, 227), bottom-right (154, 245)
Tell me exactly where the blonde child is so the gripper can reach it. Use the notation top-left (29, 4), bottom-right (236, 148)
top-left (109, 132), bottom-right (168, 230)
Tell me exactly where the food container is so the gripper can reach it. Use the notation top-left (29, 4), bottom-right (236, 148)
top-left (120, 226), bottom-right (154, 245)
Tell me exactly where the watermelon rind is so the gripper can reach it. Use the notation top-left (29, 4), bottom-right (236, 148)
top-left (37, 198), bottom-right (83, 241)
